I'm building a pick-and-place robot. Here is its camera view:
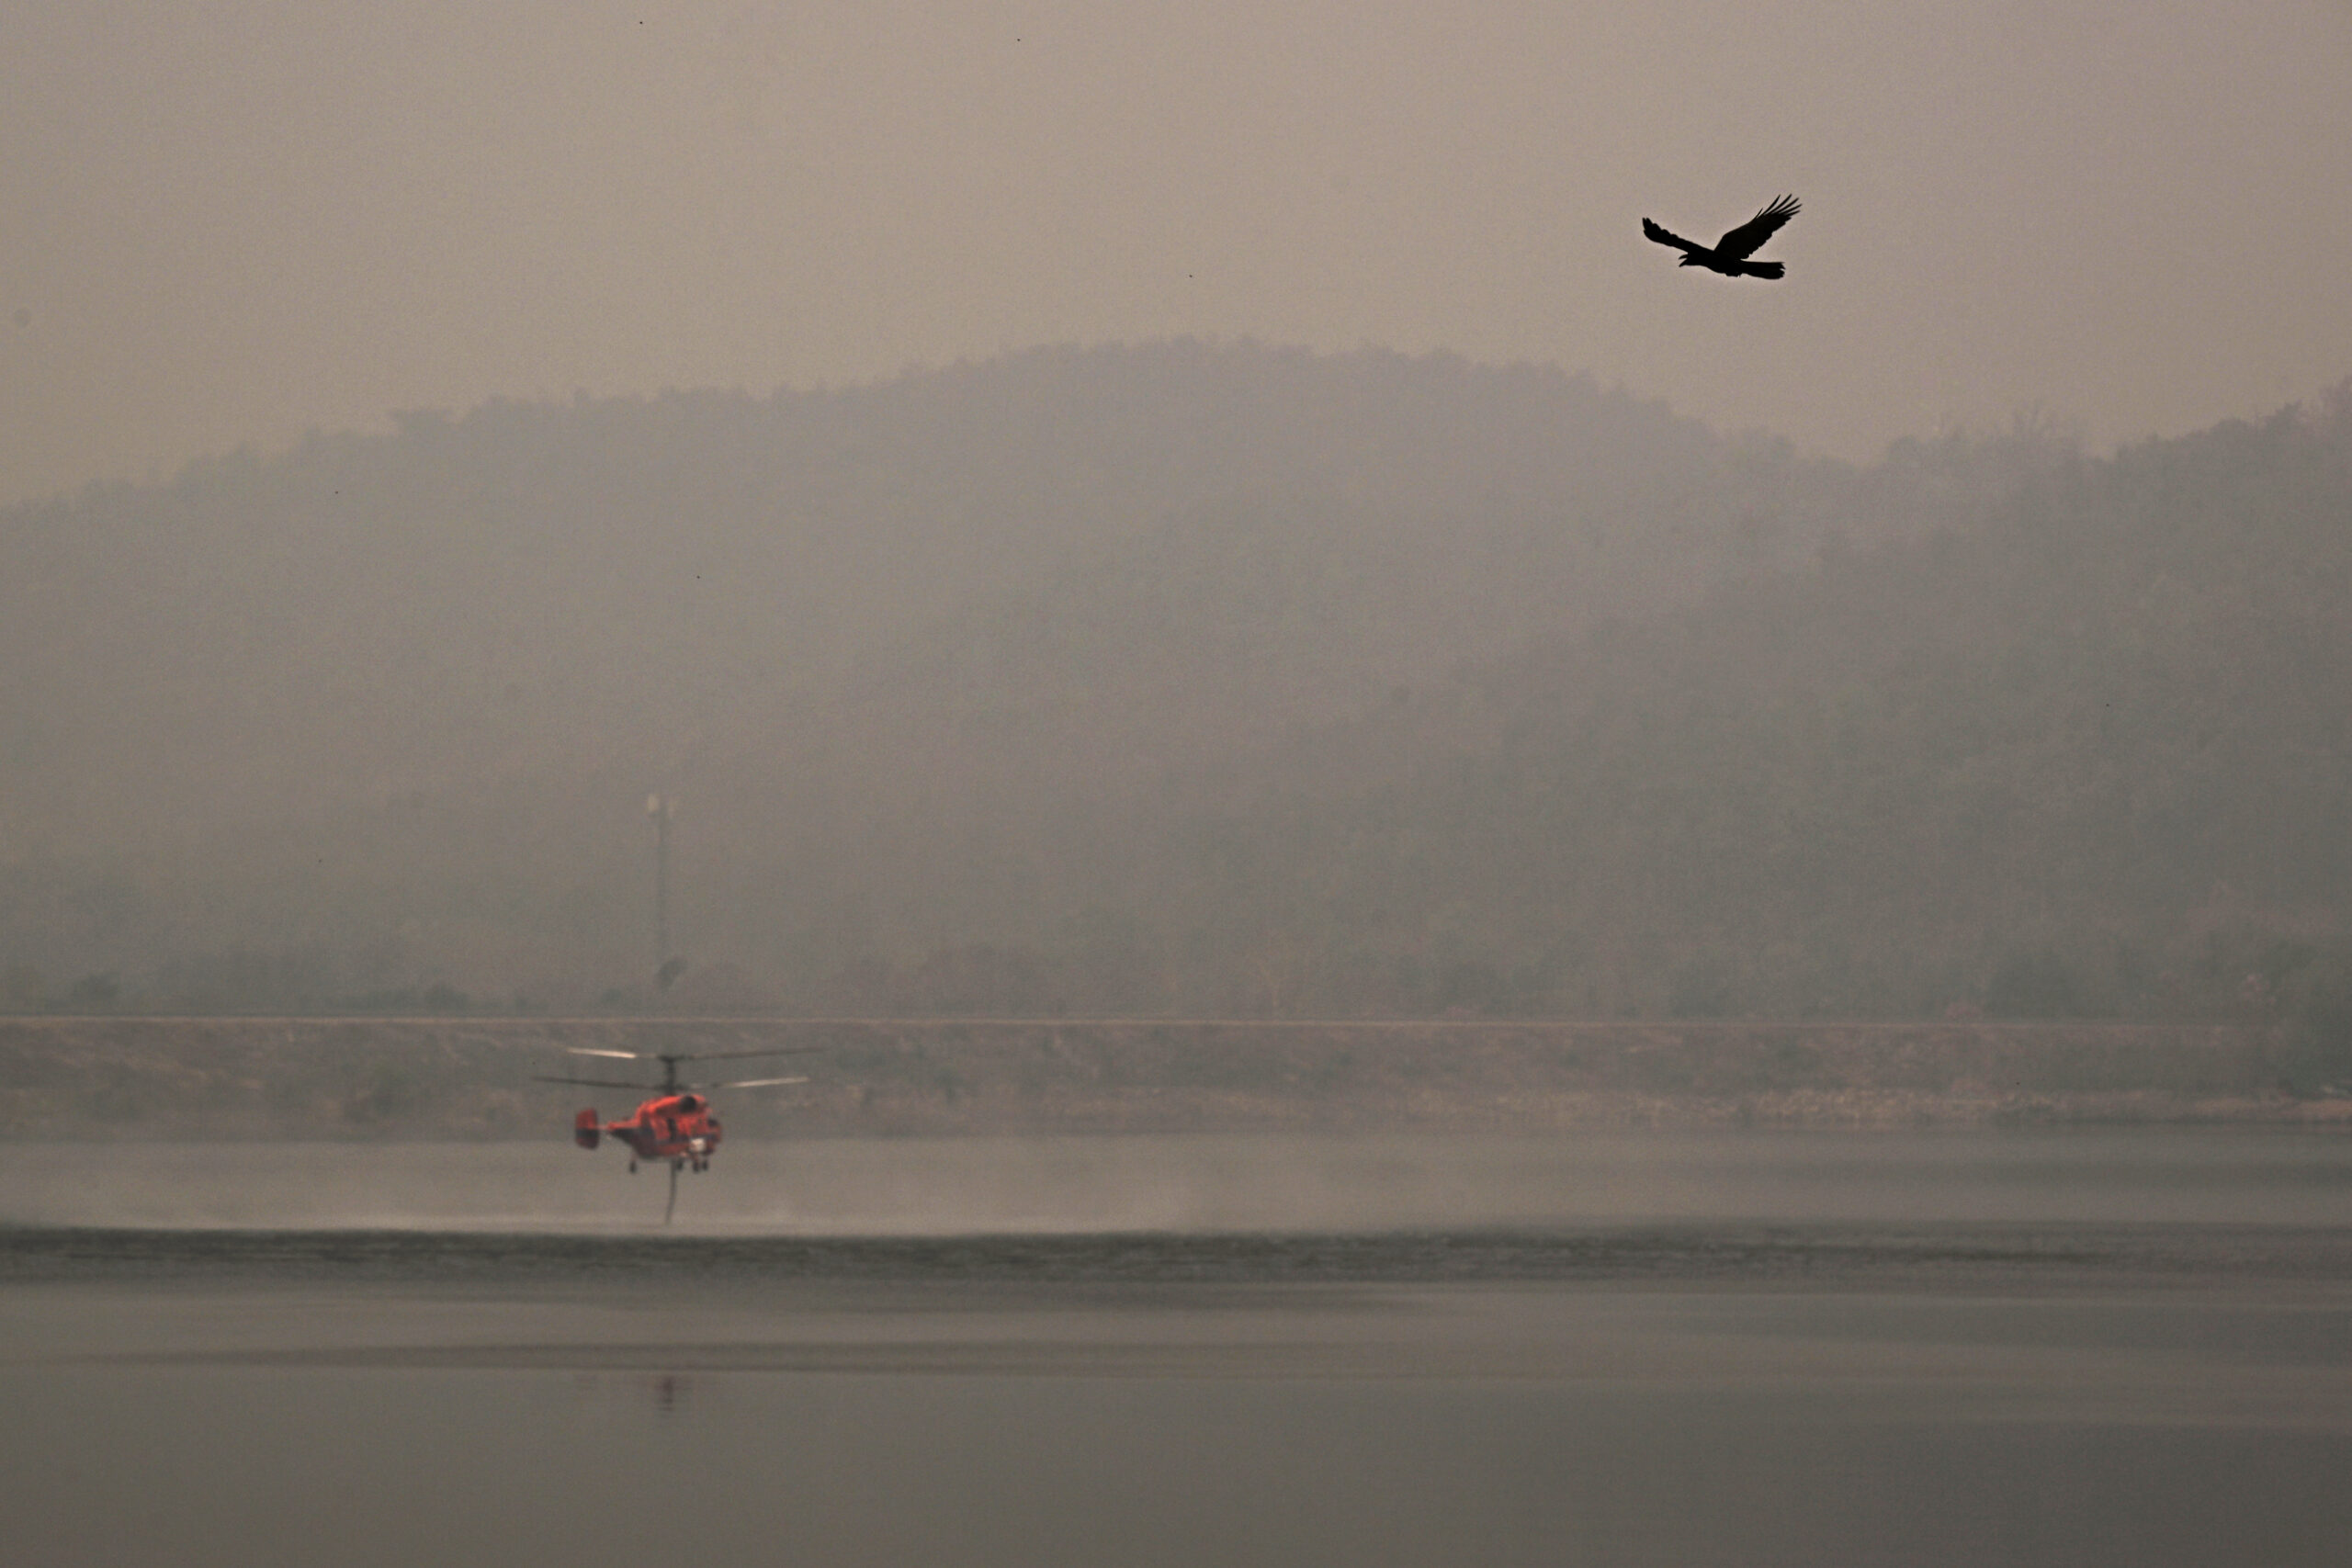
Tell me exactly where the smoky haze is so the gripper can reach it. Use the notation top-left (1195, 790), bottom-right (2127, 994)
top-left (12, 20), bottom-right (2352, 1568)
top-left (0, 5), bottom-right (2348, 1053)
top-left (4, 3), bottom-right (2351, 505)
top-left (3, 346), bottom-right (2349, 1037)
top-left (0, 344), bottom-right (1836, 1008)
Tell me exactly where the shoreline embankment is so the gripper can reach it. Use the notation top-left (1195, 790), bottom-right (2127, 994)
top-left (3, 1014), bottom-right (2345, 1140)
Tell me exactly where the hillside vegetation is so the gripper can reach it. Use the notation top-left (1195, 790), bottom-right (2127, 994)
top-left (2, 345), bottom-right (2346, 1080)
top-left (1167, 396), bottom-right (2352, 1037)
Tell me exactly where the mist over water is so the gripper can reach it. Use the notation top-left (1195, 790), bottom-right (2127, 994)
top-left (6, 1129), bottom-right (2349, 1233)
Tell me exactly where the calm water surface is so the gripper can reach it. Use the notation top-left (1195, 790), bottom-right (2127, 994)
top-left (4, 1132), bottom-right (2347, 1567)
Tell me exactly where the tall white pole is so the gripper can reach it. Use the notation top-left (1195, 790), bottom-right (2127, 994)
top-left (647, 794), bottom-right (672, 974)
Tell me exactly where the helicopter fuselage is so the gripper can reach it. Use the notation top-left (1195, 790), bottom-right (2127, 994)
top-left (574, 1092), bottom-right (722, 1170)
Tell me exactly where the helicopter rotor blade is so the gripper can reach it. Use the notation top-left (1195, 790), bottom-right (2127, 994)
top-left (565, 1047), bottom-right (648, 1060)
top-left (699, 1075), bottom-right (809, 1089)
top-left (533, 1075), bottom-right (654, 1090)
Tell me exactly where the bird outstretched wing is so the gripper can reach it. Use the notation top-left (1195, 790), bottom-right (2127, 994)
top-left (1641, 217), bottom-right (1704, 255)
top-left (1713, 195), bottom-right (1800, 260)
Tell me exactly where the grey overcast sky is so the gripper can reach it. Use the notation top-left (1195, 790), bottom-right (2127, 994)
top-left (3, 1), bottom-right (2348, 505)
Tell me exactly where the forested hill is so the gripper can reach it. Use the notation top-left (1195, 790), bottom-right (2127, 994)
top-left (1161, 390), bottom-right (2352, 1038)
top-left (1, 343), bottom-right (1844, 852)
top-left (1, 345), bottom-right (2345, 1075)
top-left (0, 342), bottom-right (1875, 1004)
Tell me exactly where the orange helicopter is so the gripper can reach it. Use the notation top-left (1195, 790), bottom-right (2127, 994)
top-left (535, 1045), bottom-right (820, 1221)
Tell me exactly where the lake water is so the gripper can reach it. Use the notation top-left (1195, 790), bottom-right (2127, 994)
top-left (3, 1131), bottom-right (2348, 1567)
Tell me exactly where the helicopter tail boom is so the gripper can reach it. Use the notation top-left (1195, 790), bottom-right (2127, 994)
top-left (572, 1109), bottom-right (602, 1150)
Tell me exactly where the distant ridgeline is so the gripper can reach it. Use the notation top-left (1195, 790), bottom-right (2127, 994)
top-left (0, 345), bottom-right (2347, 1073)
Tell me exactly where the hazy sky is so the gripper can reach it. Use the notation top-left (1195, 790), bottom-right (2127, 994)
top-left (4, 1), bottom-right (2347, 505)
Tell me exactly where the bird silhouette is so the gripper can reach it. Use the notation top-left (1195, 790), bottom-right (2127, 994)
top-left (1642, 195), bottom-right (1801, 279)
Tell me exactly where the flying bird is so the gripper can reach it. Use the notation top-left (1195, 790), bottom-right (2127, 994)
top-left (1642, 195), bottom-right (1802, 279)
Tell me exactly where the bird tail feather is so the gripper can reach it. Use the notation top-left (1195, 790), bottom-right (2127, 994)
top-left (1732, 260), bottom-right (1784, 279)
